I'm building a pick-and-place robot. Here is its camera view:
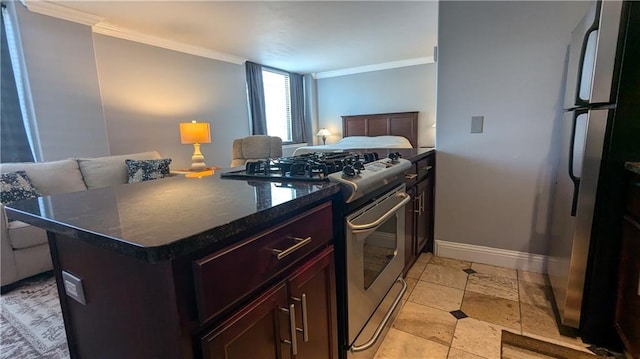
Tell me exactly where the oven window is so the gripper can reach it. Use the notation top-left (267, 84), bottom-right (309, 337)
top-left (363, 216), bottom-right (398, 289)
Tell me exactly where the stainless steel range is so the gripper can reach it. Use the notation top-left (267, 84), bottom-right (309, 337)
top-left (328, 155), bottom-right (411, 358)
top-left (222, 151), bottom-right (412, 358)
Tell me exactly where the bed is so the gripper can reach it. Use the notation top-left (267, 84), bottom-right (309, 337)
top-left (293, 111), bottom-right (418, 156)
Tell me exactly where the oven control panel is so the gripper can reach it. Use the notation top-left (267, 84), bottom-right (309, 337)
top-left (328, 158), bottom-right (412, 202)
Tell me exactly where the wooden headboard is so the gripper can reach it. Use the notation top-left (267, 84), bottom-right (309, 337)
top-left (341, 111), bottom-right (418, 148)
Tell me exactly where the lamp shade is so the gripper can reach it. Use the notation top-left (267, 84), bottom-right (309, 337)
top-left (316, 128), bottom-right (331, 137)
top-left (180, 121), bottom-right (211, 144)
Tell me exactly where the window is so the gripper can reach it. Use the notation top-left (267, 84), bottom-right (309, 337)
top-left (262, 68), bottom-right (292, 142)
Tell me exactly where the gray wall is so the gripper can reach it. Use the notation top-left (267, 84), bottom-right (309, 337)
top-left (93, 34), bottom-right (249, 169)
top-left (316, 64), bottom-right (436, 147)
top-left (12, 2), bottom-right (250, 169)
top-left (14, 4), bottom-right (109, 161)
top-left (436, 1), bottom-right (591, 255)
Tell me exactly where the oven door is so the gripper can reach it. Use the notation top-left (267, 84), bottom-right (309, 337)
top-left (345, 184), bottom-right (410, 347)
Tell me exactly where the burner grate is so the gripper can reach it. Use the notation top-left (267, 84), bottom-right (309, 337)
top-left (221, 151), bottom-right (380, 182)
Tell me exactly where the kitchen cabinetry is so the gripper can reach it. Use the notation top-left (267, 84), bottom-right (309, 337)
top-left (42, 195), bottom-right (338, 358)
top-left (615, 171), bottom-right (640, 358)
top-left (404, 151), bottom-right (435, 274)
top-left (201, 247), bottom-right (336, 359)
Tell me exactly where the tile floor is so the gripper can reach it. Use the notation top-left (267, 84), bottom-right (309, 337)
top-left (373, 253), bottom-right (598, 359)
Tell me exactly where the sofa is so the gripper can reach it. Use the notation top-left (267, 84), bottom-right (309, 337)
top-left (230, 135), bottom-right (283, 167)
top-left (0, 151), bottom-right (162, 288)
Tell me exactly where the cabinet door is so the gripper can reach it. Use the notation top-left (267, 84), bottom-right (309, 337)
top-left (200, 283), bottom-right (292, 359)
top-left (615, 217), bottom-right (640, 358)
top-left (287, 247), bottom-right (337, 359)
top-left (415, 177), bottom-right (432, 254)
top-left (404, 186), bottom-right (418, 273)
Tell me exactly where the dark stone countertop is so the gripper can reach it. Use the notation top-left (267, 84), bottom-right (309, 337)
top-left (5, 173), bottom-right (340, 263)
top-left (625, 162), bottom-right (640, 175)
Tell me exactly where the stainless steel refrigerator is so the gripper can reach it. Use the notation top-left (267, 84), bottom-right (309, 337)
top-left (548, 0), bottom-right (640, 347)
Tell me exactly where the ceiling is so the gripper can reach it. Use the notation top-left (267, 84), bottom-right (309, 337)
top-left (34, 1), bottom-right (438, 75)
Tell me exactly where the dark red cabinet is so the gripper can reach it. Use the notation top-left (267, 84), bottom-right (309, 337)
top-left (200, 247), bottom-right (337, 359)
top-left (403, 151), bottom-right (435, 274)
top-left (615, 176), bottom-right (640, 358)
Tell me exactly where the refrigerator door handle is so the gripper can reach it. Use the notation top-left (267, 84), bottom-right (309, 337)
top-left (568, 109), bottom-right (586, 217)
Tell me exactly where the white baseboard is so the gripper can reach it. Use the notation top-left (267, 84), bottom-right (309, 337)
top-left (434, 240), bottom-right (548, 273)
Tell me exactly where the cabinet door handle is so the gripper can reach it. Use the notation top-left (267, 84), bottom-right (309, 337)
top-left (405, 173), bottom-right (418, 180)
top-left (413, 195), bottom-right (421, 214)
top-left (280, 304), bottom-right (298, 355)
top-left (272, 236), bottom-right (312, 260)
top-left (292, 294), bottom-right (309, 342)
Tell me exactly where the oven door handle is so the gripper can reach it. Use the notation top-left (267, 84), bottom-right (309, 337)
top-left (346, 193), bottom-right (410, 232)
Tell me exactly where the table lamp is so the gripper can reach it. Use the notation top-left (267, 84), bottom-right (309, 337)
top-left (316, 128), bottom-right (331, 145)
top-left (180, 121), bottom-right (211, 170)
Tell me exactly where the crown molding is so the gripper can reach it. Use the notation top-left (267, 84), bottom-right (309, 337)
top-left (312, 57), bottom-right (435, 79)
top-left (92, 22), bottom-right (247, 64)
top-left (22, 0), bottom-right (103, 26)
top-left (21, 0), bottom-right (246, 65)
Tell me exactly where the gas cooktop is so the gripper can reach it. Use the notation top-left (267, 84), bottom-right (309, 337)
top-left (220, 151), bottom-right (383, 182)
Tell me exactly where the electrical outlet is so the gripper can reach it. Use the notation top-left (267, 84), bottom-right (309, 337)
top-left (62, 271), bottom-right (87, 305)
top-left (471, 116), bottom-right (484, 133)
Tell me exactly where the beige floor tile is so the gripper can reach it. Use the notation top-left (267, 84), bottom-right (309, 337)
top-left (519, 281), bottom-right (554, 307)
top-left (416, 252), bottom-right (433, 263)
top-left (393, 301), bottom-right (457, 347)
top-left (374, 328), bottom-right (449, 359)
top-left (451, 317), bottom-right (516, 359)
top-left (520, 303), bottom-right (588, 349)
top-left (406, 260), bottom-right (428, 279)
top-left (447, 347), bottom-right (489, 359)
top-left (471, 263), bottom-right (517, 279)
top-left (430, 256), bottom-right (472, 269)
top-left (404, 277), bottom-right (418, 297)
top-left (420, 263), bottom-right (469, 289)
top-left (461, 291), bottom-right (521, 330)
top-left (466, 273), bottom-right (519, 301)
top-left (409, 281), bottom-right (464, 312)
top-left (518, 270), bottom-right (549, 285)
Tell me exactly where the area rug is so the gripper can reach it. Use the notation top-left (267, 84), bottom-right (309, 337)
top-left (0, 275), bottom-right (69, 359)
top-left (501, 330), bottom-right (609, 359)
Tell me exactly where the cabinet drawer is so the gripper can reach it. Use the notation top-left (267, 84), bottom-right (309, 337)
top-left (415, 154), bottom-right (434, 182)
top-left (193, 202), bottom-right (333, 324)
top-left (627, 179), bottom-right (640, 221)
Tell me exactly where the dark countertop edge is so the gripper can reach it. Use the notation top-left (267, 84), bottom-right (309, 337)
top-left (625, 162), bottom-right (640, 175)
top-left (5, 185), bottom-right (341, 263)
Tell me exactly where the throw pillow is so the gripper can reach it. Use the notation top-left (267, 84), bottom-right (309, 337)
top-left (125, 158), bottom-right (172, 183)
top-left (1, 170), bottom-right (42, 204)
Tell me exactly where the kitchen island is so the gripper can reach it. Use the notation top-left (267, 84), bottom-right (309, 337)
top-left (5, 173), bottom-right (342, 358)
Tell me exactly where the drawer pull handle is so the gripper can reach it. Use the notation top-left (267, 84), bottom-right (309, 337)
top-left (292, 294), bottom-right (309, 342)
top-left (421, 165), bottom-right (433, 172)
top-left (405, 173), bottom-right (418, 180)
top-left (280, 304), bottom-right (298, 355)
top-left (272, 236), bottom-right (312, 260)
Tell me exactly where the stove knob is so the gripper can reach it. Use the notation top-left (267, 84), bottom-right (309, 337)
top-left (354, 162), bottom-right (365, 171)
top-left (388, 153), bottom-right (399, 162)
top-left (342, 165), bottom-right (356, 177)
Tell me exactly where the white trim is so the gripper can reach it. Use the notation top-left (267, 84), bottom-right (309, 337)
top-left (92, 22), bottom-right (246, 64)
top-left (22, 0), bottom-right (104, 26)
top-left (20, 1), bottom-right (246, 65)
top-left (434, 240), bottom-right (548, 273)
top-left (312, 57), bottom-right (434, 79)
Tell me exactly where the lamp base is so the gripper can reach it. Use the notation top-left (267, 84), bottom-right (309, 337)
top-left (322, 136), bottom-right (327, 145)
top-left (190, 143), bottom-right (207, 170)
